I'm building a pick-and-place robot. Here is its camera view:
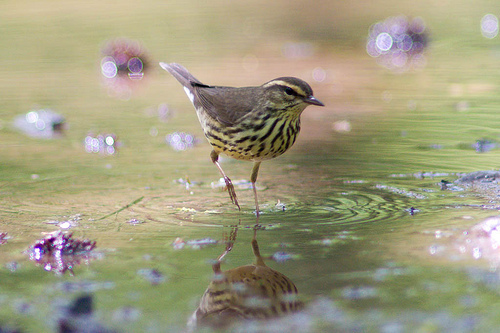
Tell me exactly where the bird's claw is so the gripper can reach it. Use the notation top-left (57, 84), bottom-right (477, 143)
top-left (223, 176), bottom-right (240, 211)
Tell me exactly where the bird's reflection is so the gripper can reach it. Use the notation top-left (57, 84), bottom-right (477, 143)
top-left (188, 225), bottom-right (302, 330)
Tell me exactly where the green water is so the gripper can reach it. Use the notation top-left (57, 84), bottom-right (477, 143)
top-left (2, 1), bottom-right (500, 332)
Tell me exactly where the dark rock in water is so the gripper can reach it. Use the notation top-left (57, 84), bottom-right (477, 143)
top-left (59, 294), bottom-right (117, 333)
top-left (68, 295), bottom-right (93, 316)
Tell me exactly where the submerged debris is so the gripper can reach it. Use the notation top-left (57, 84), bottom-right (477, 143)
top-left (211, 178), bottom-right (266, 191)
top-left (173, 177), bottom-right (202, 192)
top-left (137, 268), bottom-right (166, 285)
top-left (439, 180), bottom-right (452, 191)
top-left (312, 232), bottom-right (362, 247)
top-left (13, 109), bottom-right (66, 139)
top-left (101, 38), bottom-right (149, 80)
top-left (417, 139), bottom-right (499, 152)
top-left (144, 103), bottom-right (173, 123)
top-left (456, 170), bottom-right (500, 184)
top-left (270, 251), bottom-right (295, 263)
top-left (165, 132), bottom-right (197, 151)
top-left (448, 170), bottom-right (500, 202)
top-left (54, 281), bottom-right (116, 293)
top-left (84, 133), bottom-right (120, 155)
top-left (45, 214), bottom-right (82, 229)
top-left (389, 171), bottom-right (459, 179)
top-left (126, 218), bottom-right (144, 225)
top-left (0, 232), bottom-right (8, 245)
top-left (457, 217), bottom-right (500, 262)
top-left (27, 231), bottom-right (97, 275)
top-left (274, 199), bottom-right (286, 212)
top-left (172, 237), bottom-right (219, 250)
top-left (473, 139), bottom-right (497, 153)
top-left (366, 15), bottom-right (429, 71)
top-left (5, 261), bottom-right (19, 272)
top-left (100, 38), bottom-right (150, 99)
top-left (430, 216), bottom-right (500, 264)
top-left (406, 207), bottom-right (419, 216)
top-left (375, 184), bottom-right (427, 199)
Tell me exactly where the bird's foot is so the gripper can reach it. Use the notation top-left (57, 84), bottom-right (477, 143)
top-left (223, 176), bottom-right (240, 211)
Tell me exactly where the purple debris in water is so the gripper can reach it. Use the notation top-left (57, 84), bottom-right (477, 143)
top-left (27, 231), bottom-right (97, 275)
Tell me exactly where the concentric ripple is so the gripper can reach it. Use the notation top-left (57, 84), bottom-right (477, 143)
top-left (293, 188), bottom-right (415, 227)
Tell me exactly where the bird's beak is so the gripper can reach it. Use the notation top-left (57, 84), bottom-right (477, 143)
top-left (304, 96), bottom-right (325, 106)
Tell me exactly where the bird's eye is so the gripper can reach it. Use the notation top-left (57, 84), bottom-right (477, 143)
top-left (284, 87), bottom-right (296, 96)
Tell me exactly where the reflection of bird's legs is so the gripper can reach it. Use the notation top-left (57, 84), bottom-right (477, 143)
top-left (251, 225), bottom-right (266, 267)
top-left (211, 150), bottom-right (240, 211)
top-left (213, 224), bottom-right (239, 273)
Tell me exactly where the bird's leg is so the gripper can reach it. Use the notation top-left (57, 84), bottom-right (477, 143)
top-left (250, 161), bottom-right (261, 217)
top-left (211, 150), bottom-right (240, 211)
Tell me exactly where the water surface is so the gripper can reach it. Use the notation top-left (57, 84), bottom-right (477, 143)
top-left (2, 1), bottom-right (500, 332)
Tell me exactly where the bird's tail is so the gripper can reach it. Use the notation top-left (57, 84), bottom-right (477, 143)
top-left (159, 62), bottom-right (202, 87)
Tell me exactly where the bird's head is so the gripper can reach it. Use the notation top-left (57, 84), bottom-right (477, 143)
top-left (261, 77), bottom-right (324, 116)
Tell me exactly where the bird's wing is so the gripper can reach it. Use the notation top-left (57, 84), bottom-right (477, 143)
top-left (193, 85), bottom-right (259, 127)
top-left (160, 62), bottom-right (258, 127)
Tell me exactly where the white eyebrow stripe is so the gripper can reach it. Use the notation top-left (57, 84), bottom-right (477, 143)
top-left (262, 80), bottom-right (306, 96)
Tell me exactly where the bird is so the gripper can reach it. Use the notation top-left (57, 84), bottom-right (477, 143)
top-left (187, 227), bottom-right (302, 330)
top-left (160, 62), bottom-right (324, 216)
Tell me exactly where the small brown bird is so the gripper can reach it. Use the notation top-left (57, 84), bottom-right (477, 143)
top-left (160, 62), bottom-right (324, 215)
top-left (187, 228), bottom-right (302, 330)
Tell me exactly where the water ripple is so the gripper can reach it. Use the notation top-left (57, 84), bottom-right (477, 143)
top-left (291, 189), bottom-right (414, 227)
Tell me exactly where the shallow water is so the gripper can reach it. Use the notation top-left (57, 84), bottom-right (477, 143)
top-left (2, 1), bottom-right (500, 332)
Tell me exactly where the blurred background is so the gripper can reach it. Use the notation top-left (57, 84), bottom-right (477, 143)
top-left (2, 0), bottom-right (500, 332)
